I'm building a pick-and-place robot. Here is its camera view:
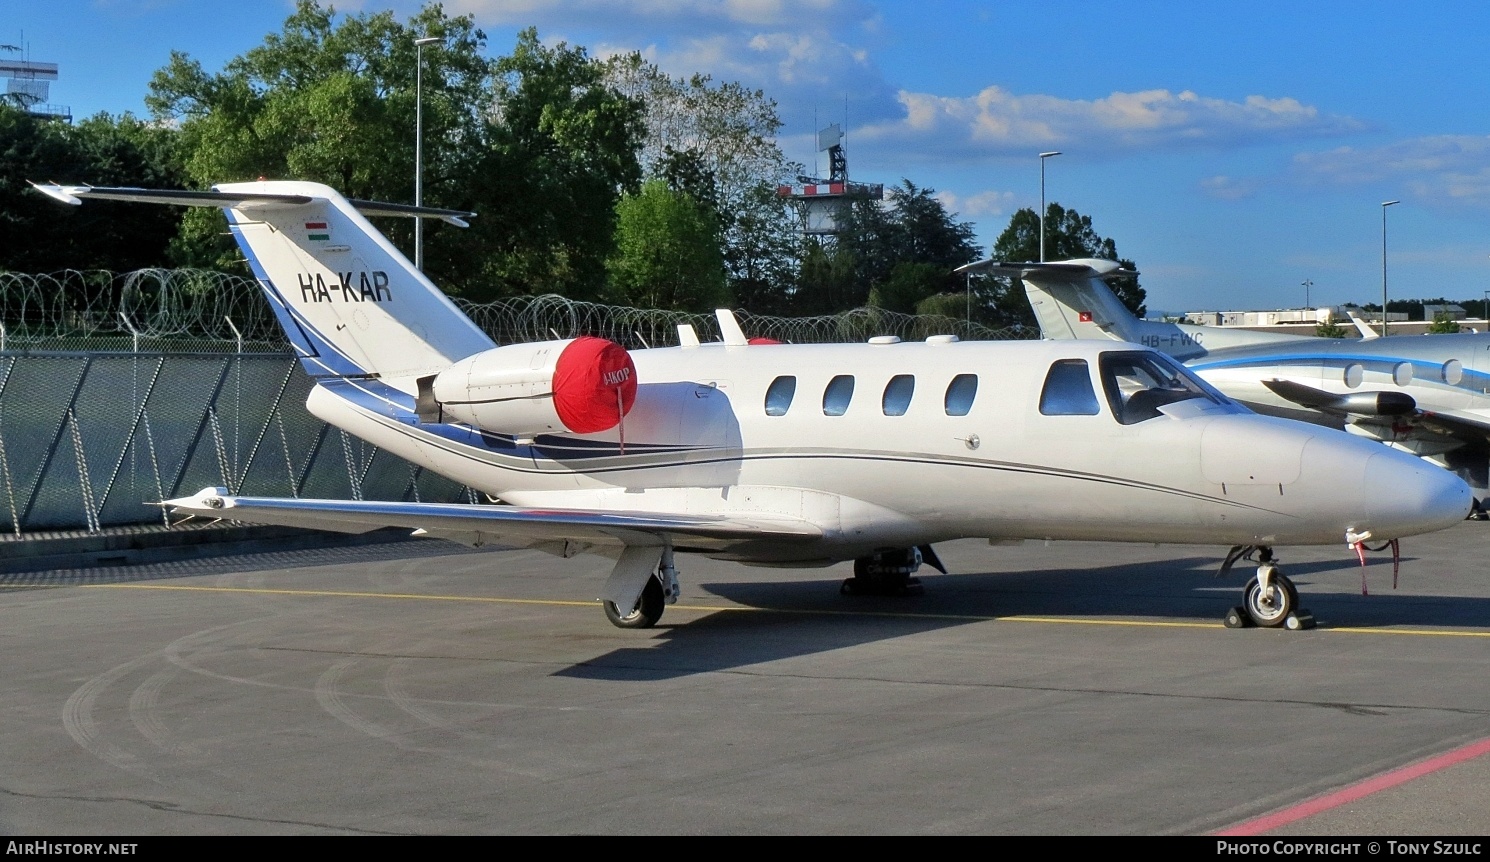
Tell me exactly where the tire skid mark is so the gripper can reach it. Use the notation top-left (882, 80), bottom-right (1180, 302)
top-left (62, 653), bottom-right (163, 780)
top-left (383, 654), bottom-right (488, 741)
top-left (380, 655), bottom-right (549, 776)
top-left (65, 620), bottom-right (264, 778)
top-left (129, 667), bottom-right (196, 757)
top-left (162, 616), bottom-right (307, 692)
top-left (315, 657), bottom-right (403, 743)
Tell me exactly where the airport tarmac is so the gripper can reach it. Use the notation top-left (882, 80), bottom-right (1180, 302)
top-left (2, 522), bottom-right (1489, 836)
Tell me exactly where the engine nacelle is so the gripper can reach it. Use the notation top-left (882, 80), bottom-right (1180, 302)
top-left (417, 336), bottom-right (637, 436)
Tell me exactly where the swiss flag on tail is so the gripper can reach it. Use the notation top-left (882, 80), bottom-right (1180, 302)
top-left (1078, 311), bottom-right (1093, 322)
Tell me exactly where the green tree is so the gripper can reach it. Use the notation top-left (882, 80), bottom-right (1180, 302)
top-left (607, 179), bottom-right (726, 312)
top-left (1315, 314), bottom-right (1349, 338)
top-left (147, 4), bottom-right (643, 298)
top-left (792, 237), bottom-right (858, 316)
top-left (0, 105), bottom-right (187, 272)
top-left (602, 55), bottom-right (799, 309)
top-left (460, 28), bottom-right (643, 300)
top-left (148, 1), bottom-right (493, 272)
top-left (870, 262), bottom-right (947, 314)
top-left (1428, 312), bottom-right (1462, 334)
top-left (990, 204), bottom-right (1145, 328)
top-left (815, 179), bottom-right (979, 315)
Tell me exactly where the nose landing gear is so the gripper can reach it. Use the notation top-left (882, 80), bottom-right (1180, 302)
top-left (842, 547), bottom-right (928, 596)
top-left (1219, 545), bottom-right (1315, 630)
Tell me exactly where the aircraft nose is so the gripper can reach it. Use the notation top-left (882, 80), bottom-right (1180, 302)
top-left (1362, 450), bottom-right (1473, 537)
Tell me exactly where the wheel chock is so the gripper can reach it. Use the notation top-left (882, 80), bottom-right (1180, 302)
top-left (1223, 606), bottom-right (1254, 628)
top-left (1284, 609), bottom-right (1316, 631)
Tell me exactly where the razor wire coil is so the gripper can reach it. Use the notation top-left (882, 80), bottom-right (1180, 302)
top-left (0, 269), bottom-right (1032, 352)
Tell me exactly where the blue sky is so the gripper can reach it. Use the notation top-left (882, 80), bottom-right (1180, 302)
top-left (8, 0), bottom-right (1490, 315)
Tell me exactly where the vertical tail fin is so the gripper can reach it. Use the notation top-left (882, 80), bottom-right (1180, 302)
top-left (959, 258), bottom-right (1154, 343)
top-left (29, 180), bottom-right (496, 387)
top-left (218, 181), bottom-right (494, 384)
top-left (1016, 259), bottom-right (1148, 343)
top-left (954, 257), bottom-right (1312, 360)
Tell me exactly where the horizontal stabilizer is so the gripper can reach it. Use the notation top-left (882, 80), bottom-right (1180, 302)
top-left (28, 182), bottom-right (477, 225)
top-left (954, 257), bottom-right (1138, 281)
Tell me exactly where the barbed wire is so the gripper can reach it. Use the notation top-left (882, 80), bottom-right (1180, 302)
top-left (0, 269), bottom-right (1031, 351)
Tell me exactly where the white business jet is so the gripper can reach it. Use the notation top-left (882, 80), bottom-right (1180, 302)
top-left (31, 182), bottom-right (1472, 630)
top-left (972, 258), bottom-right (1490, 503)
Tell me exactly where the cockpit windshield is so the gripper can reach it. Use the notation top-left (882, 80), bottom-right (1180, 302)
top-left (1099, 351), bottom-right (1231, 425)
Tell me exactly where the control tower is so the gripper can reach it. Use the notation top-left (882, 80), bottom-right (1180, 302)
top-left (777, 124), bottom-right (882, 235)
top-left (1, 45), bottom-right (69, 122)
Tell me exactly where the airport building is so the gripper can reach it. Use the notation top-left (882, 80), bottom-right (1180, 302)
top-left (1177, 306), bottom-right (1483, 336)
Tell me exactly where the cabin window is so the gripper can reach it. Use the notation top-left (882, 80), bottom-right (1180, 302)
top-left (1039, 360), bottom-right (1100, 416)
top-left (944, 374), bottom-right (978, 416)
top-left (882, 375), bottom-right (915, 416)
top-left (1099, 350), bottom-right (1221, 425)
top-left (764, 376), bottom-right (797, 416)
top-left (823, 375), bottom-right (855, 416)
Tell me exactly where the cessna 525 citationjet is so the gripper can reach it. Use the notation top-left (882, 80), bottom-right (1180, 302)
top-left (31, 181), bottom-right (1472, 630)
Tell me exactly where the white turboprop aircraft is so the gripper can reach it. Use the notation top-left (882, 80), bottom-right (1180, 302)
top-left (31, 181), bottom-right (1472, 630)
top-left (968, 258), bottom-right (1490, 503)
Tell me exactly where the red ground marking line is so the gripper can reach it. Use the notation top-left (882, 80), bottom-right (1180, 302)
top-left (1214, 736), bottom-right (1490, 836)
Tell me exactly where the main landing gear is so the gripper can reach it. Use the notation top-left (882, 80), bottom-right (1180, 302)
top-left (1219, 545), bottom-right (1315, 630)
top-left (604, 575), bottom-right (667, 629)
top-left (841, 546), bottom-right (946, 597)
top-left (601, 545), bottom-right (680, 629)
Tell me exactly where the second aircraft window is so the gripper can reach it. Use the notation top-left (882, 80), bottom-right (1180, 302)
top-left (944, 374), bottom-right (978, 416)
top-left (882, 375), bottom-right (915, 416)
top-left (823, 375), bottom-right (855, 416)
top-left (764, 376), bottom-right (796, 416)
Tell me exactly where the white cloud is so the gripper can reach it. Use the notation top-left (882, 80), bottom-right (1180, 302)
top-left (453, 0), bottom-right (902, 136)
top-left (451, 2), bottom-right (1368, 173)
top-left (935, 188), bottom-right (1014, 219)
top-left (1293, 135), bottom-right (1490, 207)
top-left (450, 0), bottom-right (868, 32)
top-left (856, 86), bottom-right (1365, 160)
top-left (1199, 175), bottom-right (1255, 201)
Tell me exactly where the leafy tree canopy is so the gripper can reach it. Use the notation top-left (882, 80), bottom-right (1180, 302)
top-left (147, 4), bottom-right (643, 299)
top-left (798, 179), bottom-right (979, 315)
top-left (0, 105), bottom-right (187, 272)
top-left (989, 204), bottom-right (1145, 328)
top-left (461, 27), bottom-right (644, 300)
top-left (602, 55), bottom-right (799, 308)
top-left (607, 179), bottom-right (727, 313)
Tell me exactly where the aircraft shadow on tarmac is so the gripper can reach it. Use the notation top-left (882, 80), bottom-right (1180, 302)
top-left (557, 554), bottom-right (1490, 681)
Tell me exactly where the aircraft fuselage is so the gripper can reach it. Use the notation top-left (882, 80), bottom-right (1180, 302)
top-left (309, 337), bottom-right (1469, 562)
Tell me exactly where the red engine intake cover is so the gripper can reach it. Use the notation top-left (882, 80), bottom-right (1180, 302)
top-left (551, 336), bottom-right (638, 433)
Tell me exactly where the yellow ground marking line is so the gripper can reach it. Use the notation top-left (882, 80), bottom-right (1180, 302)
top-left (78, 583), bottom-right (1490, 637)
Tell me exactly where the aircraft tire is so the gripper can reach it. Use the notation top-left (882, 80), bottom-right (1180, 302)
top-left (1242, 574), bottom-right (1299, 628)
top-left (603, 576), bottom-right (665, 629)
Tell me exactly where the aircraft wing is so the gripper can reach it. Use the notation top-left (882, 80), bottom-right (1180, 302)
top-left (161, 487), bottom-right (823, 549)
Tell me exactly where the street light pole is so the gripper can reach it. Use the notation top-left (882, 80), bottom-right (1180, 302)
top-left (1302, 278), bottom-right (1313, 310)
top-left (1039, 151), bottom-right (1061, 262)
top-left (1380, 200), bottom-right (1399, 337)
top-left (414, 36), bottom-right (441, 271)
